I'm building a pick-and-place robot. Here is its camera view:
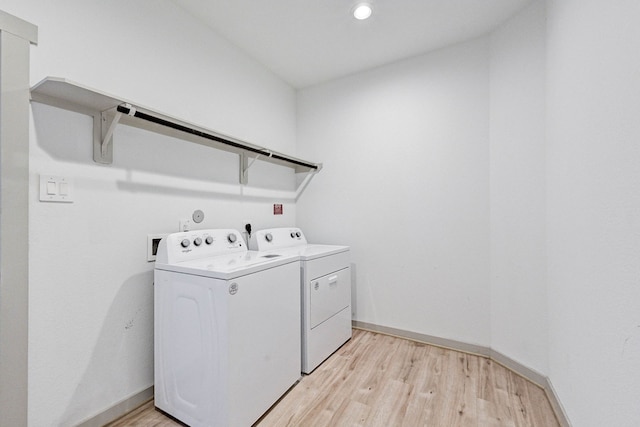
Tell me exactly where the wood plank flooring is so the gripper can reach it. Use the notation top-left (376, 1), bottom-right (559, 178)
top-left (108, 329), bottom-right (559, 427)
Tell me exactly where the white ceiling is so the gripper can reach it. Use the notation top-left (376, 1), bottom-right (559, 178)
top-left (171, 0), bottom-right (534, 89)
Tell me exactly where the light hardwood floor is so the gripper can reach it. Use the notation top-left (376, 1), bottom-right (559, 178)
top-left (108, 329), bottom-right (559, 426)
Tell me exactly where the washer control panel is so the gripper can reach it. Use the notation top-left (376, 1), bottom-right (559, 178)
top-left (249, 227), bottom-right (308, 251)
top-left (156, 229), bottom-right (245, 264)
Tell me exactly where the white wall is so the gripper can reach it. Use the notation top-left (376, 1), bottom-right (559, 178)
top-left (0, 1), bottom-right (298, 426)
top-left (298, 2), bottom-right (640, 425)
top-left (489, 2), bottom-right (547, 374)
top-left (297, 38), bottom-right (492, 347)
top-left (546, 0), bottom-right (640, 425)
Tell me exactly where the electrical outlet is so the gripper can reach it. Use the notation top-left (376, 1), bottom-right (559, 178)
top-left (242, 220), bottom-right (253, 246)
top-left (147, 234), bottom-right (168, 262)
top-left (179, 219), bottom-right (191, 232)
top-left (244, 220), bottom-right (252, 238)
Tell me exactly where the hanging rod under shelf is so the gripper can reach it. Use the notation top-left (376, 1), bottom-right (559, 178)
top-left (29, 77), bottom-right (322, 180)
top-left (115, 104), bottom-right (318, 170)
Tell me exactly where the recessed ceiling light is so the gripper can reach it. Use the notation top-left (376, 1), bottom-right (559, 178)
top-left (353, 3), bottom-right (372, 20)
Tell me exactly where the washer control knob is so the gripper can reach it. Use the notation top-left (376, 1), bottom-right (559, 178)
top-left (227, 233), bottom-right (237, 243)
top-left (205, 236), bottom-right (213, 245)
top-left (290, 232), bottom-right (295, 238)
top-left (193, 237), bottom-right (202, 246)
top-left (265, 233), bottom-right (273, 242)
top-left (180, 239), bottom-right (190, 248)
top-left (296, 231), bottom-right (301, 238)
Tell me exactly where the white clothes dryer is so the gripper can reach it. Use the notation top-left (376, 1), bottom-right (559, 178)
top-left (250, 227), bottom-right (351, 374)
top-left (154, 229), bottom-right (301, 427)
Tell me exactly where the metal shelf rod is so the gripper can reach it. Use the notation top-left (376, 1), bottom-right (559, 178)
top-left (116, 104), bottom-right (319, 171)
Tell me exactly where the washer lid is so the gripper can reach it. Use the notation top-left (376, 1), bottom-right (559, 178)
top-left (155, 250), bottom-right (300, 280)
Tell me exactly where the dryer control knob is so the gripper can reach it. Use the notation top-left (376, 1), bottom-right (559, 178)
top-left (227, 233), bottom-right (237, 243)
top-left (296, 231), bottom-right (301, 238)
top-left (193, 237), bottom-right (202, 246)
top-left (180, 239), bottom-right (190, 248)
top-left (205, 236), bottom-right (214, 245)
top-left (265, 233), bottom-right (273, 242)
top-left (290, 232), bottom-right (295, 238)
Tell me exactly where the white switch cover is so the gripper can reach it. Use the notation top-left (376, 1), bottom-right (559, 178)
top-left (39, 175), bottom-right (74, 203)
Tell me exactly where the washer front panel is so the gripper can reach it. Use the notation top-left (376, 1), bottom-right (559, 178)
top-left (154, 262), bottom-right (301, 426)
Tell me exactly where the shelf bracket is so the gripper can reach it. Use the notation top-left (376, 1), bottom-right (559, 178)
top-left (295, 169), bottom-right (319, 201)
top-left (94, 108), bottom-right (119, 164)
top-left (240, 151), bottom-right (270, 185)
top-left (94, 103), bottom-right (137, 164)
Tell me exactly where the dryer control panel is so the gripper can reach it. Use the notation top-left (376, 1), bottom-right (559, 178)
top-left (156, 229), bottom-right (245, 264)
top-left (250, 227), bottom-right (308, 251)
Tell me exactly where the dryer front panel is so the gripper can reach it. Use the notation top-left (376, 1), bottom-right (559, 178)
top-left (309, 267), bottom-right (350, 329)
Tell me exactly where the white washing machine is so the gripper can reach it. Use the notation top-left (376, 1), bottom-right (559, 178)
top-left (250, 227), bottom-right (351, 374)
top-left (154, 229), bottom-right (301, 427)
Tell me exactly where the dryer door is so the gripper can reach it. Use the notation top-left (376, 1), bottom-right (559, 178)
top-left (309, 267), bottom-right (350, 329)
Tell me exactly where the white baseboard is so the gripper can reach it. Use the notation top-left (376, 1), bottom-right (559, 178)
top-left (352, 320), bottom-right (571, 427)
top-left (544, 376), bottom-right (572, 427)
top-left (75, 386), bottom-right (153, 427)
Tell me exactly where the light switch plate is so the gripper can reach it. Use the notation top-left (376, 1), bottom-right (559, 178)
top-left (39, 175), bottom-right (74, 203)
